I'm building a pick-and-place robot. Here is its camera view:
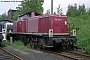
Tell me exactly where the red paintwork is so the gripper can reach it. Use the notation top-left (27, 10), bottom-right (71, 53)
top-left (17, 21), bottom-right (20, 32)
top-left (17, 20), bottom-right (26, 32)
top-left (26, 15), bottom-right (68, 33)
top-left (26, 16), bottom-right (43, 33)
top-left (26, 17), bottom-right (38, 32)
top-left (15, 11), bottom-right (68, 33)
top-left (50, 15), bottom-right (68, 33)
top-left (17, 12), bottom-right (40, 32)
top-left (13, 21), bottom-right (17, 32)
top-left (41, 15), bottom-right (68, 33)
top-left (39, 16), bottom-right (50, 33)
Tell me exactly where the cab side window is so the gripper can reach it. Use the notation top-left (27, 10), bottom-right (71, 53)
top-left (17, 17), bottom-right (22, 21)
top-left (23, 14), bottom-right (30, 19)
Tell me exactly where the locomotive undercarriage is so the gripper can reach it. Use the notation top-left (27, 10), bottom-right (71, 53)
top-left (52, 36), bottom-right (77, 51)
top-left (8, 34), bottom-right (77, 51)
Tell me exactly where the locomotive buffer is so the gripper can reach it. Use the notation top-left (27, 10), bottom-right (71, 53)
top-left (48, 29), bottom-right (53, 46)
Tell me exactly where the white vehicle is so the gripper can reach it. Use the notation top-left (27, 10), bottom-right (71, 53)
top-left (2, 22), bottom-right (13, 41)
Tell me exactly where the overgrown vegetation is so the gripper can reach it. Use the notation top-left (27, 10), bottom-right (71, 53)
top-left (66, 3), bottom-right (90, 54)
top-left (13, 0), bottom-right (44, 20)
top-left (0, 12), bottom-right (8, 20)
top-left (66, 4), bottom-right (86, 17)
top-left (1, 41), bottom-right (9, 47)
top-left (12, 40), bottom-right (30, 52)
top-left (68, 13), bottom-right (90, 54)
top-left (2, 40), bottom-right (40, 52)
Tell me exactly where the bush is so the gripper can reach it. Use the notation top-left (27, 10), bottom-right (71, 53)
top-left (68, 14), bottom-right (90, 54)
top-left (12, 40), bottom-right (30, 52)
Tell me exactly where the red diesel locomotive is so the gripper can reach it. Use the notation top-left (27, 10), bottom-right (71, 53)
top-left (10, 12), bottom-right (77, 50)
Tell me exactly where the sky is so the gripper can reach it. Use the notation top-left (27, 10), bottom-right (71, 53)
top-left (0, 0), bottom-right (90, 15)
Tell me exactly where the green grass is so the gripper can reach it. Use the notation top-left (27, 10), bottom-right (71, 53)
top-left (12, 40), bottom-right (30, 52)
top-left (12, 40), bottom-right (41, 52)
top-left (1, 40), bottom-right (10, 47)
top-left (68, 14), bottom-right (90, 54)
top-left (3, 40), bottom-right (40, 52)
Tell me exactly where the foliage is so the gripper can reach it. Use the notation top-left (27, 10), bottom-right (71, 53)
top-left (67, 4), bottom-right (86, 17)
top-left (68, 12), bottom-right (90, 54)
top-left (0, 13), bottom-right (8, 20)
top-left (13, 0), bottom-right (44, 20)
top-left (78, 4), bottom-right (86, 15)
top-left (4, 40), bottom-right (40, 52)
top-left (45, 9), bottom-right (50, 14)
top-left (57, 5), bottom-right (63, 15)
top-left (1, 41), bottom-right (9, 47)
top-left (54, 12), bottom-right (56, 14)
top-left (1, 40), bottom-right (14, 47)
top-left (12, 40), bottom-right (30, 52)
top-left (87, 7), bottom-right (90, 14)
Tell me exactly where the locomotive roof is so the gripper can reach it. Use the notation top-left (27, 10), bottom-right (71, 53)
top-left (19, 12), bottom-right (40, 17)
top-left (0, 20), bottom-right (13, 22)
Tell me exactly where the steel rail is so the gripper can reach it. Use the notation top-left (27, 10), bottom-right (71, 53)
top-left (41, 49), bottom-right (90, 60)
top-left (64, 50), bottom-right (90, 59)
top-left (0, 47), bottom-right (23, 60)
top-left (41, 49), bottom-right (79, 60)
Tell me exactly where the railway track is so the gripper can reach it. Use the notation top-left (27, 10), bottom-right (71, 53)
top-left (61, 50), bottom-right (90, 60)
top-left (41, 49), bottom-right (90, 60)
top-left (0, 47), bottom-right (23, 60)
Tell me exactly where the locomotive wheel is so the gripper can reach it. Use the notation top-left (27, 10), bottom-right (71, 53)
top-left (53, 40), bottom-right (63, 52)
top-left (67, 41), bottom-right (74, 50)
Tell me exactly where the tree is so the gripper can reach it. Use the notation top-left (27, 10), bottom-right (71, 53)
top-left (73, 3), bottom-right (78, 16)
top-left (87, 8), bottom-right (90, 14)
top-left (46, 9), bottom-right (50, 14)
top-left (0, 12), bottom-right (8, 20)
top-left (54, 12), bottom-right (56, 14)
top-left (13, 0), bottom-right (44, 20)
top-left (57, 5), bottom-right (63, 15)
top-left (66, 4), bottom-right (78, 17)
top-left (66, 4), bottom-right (86, 17)
top-left (78, 4), bottom-right (86, 15)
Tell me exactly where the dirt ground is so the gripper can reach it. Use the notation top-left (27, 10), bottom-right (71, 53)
top-left (3, 46), bottom-right (64, 60)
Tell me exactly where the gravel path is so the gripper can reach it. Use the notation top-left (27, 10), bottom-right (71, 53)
top-left (0, 48), bottom-right (15, 60)
top-left (3, 46), bottom-right (64, 60)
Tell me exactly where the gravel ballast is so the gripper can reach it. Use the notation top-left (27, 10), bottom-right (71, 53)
top-left (3, 46), bottom-right (64, 60)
